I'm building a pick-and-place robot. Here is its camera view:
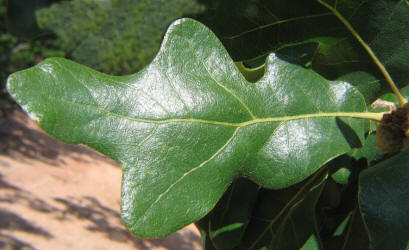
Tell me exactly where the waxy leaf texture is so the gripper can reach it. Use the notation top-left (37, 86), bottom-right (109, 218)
top-left (7, 19), bottom-right (369, 237)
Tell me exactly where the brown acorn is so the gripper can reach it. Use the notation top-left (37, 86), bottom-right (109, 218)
top-left (376, 107), bottom-right (409, 153)
top-left (376, 123), bottom-right (404, 152)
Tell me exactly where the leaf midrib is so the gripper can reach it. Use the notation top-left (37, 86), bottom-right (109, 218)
top-left (43, 94), bottom-right (379, 128)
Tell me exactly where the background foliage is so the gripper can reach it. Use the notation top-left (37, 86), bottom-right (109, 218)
top-left (35, 0), bottom-right (205, 75)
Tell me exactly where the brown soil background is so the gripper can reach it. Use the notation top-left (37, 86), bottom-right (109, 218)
top-left (0, 108), bottom-right (202, 250)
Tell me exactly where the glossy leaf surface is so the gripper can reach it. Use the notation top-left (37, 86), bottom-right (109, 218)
top-left (7, 18), bottom-right (369, 237)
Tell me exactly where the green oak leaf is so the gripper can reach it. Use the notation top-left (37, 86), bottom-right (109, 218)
top-left (359, 149), bottom-right (409, 250)
top-left (7, 18), bottom-right (370, 237)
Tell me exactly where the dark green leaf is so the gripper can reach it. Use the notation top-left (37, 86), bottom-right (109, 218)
top-left (240, 170), bottom-right (327, 249)
top-left (359, 149), bottom-right (409, 250)
top-left (340, 210), bottom-right (370, 250)
top-left (196, 178), bottom-right (259, 249)
top-left (195, 218), bottom-right (217, 250)
top-left (7, 18), bottom-right (369, 237)
top-left (322, 209), bottom-right (370, 250)
top-left (269, 176), bottom-right (326, 250)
